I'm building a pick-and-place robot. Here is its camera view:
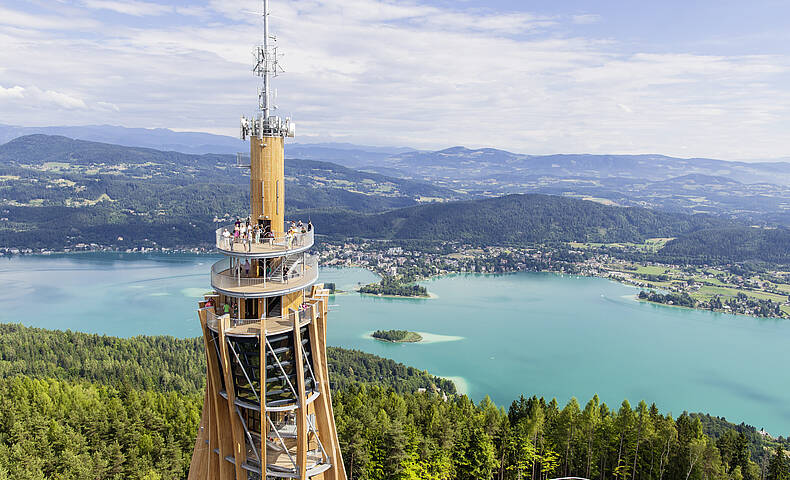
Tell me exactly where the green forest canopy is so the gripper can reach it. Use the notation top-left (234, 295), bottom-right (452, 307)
top-left (0, 323), bottom-right (787, 480)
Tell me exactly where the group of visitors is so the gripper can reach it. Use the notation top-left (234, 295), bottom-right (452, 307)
top-left (203, 297), bottom-right (234, 318)
top-left (220, 217), bottom-right (313, 252)
top-left (219, 217), bottom-right (272, 252)
top-left (286, 220), bottom-right (312, 247)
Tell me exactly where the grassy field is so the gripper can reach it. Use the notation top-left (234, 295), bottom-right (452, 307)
top-left (570, 238), bottom-right (673, 253)
top-left (603, 258), bottom-right (789, 318)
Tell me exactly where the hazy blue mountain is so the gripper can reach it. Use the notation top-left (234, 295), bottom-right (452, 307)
top-left (0, 134), bottom-right (785, 263)
top-left (340, 146), bottom-right (790, 223)
top-left (0, 124), bottom-right (414, 158)
top-left (2, 126), bottom-right (788, 224)
top-left (357, 146), bottom-right (790, 186)
top-left (288, 142), bottom-right (414, 155)
top-left (0, 134), bottom-right (458, 217)
top-left (0, 124), bottom-right (247, 155)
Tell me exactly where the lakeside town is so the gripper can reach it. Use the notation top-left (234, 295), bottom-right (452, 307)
top-left (3, 235), bottom-right (789, 319)
top-left (318, 239), bottom-right (790, 319)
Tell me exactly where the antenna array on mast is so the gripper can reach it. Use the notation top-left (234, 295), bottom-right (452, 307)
top-left (240, 0), bottom-right (294, 140)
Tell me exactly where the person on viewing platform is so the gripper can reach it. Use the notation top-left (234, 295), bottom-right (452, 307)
top-left (222, 228), bottom-right (231, 249)
top-left (255, 225), bottom-right (261, 244)
top-left (244, 260), bottom-right (251, 276)
top-left (223, 303), bottom-right (230, 315)
top-left (307, 220), bottom-right (313, 232)
top-left (246, 227), bottom-right (253, 252)
top-left (264, 226), bottom-right (274, 246)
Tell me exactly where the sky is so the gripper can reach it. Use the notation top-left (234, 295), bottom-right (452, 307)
top-left (1, 0), bottom-right (790, 160)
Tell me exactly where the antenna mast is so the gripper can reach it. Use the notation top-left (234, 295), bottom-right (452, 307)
top-left (240, 0), bottom-right (294, 140)
top-left (260, 0), bottom-right (271, 119)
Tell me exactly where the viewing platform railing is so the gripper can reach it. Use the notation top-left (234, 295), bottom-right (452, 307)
top-left (205, 302), bottom-right (317, 334)
top-left (215, 224), bottom-right (313, 256)
top-left (210, 254), bottom-right (318, 295)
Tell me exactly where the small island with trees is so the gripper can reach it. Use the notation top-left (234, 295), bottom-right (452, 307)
top-left (359, 275), bottom-right (429, 298)
top-left (372, 329), bottom-right (423, 343)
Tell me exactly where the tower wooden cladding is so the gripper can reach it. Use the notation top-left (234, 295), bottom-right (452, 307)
top-left (189, 283), bottom-right (346, 480)
top-left (250, 136), bottom-right (285, 233)
top-left (190, 146), bottom-right (347, 479)
top-left (188, 0), bottom-right (345, 475)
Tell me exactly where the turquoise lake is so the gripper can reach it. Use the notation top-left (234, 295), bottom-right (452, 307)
top-left (2, 253), bottom-right (789, 436)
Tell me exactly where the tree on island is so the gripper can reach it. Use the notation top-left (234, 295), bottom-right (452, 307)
top-left (372, 329), bottom-right (422, 343)
top-left (359, 275), bottom-right (428, 297)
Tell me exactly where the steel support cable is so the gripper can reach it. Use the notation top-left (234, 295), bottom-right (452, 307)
top-left (266, 414), bottom-right (298, 471)
top-left (265, 336), bottom-right (299, 402)
top-left (235, 405), bottom-right (262, 465)
top-left (227, 338), bottom-right (260, 404)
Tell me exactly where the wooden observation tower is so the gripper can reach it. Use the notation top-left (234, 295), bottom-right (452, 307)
top-left (188, 1), bottom-right (346, 478)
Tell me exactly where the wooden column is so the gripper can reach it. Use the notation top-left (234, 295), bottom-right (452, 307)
top-left (292, 312), bottom-right (308, 479)
top-left (187, 369), bottom-right (210, 479)
top-left (314, 293), bottom-right (348, 480)
top-left (218, 315), bottom-right (248, 479)
top-left (198, 309), bottom-right (235, 480)
top-left (308, 304), bottom-right (340, 480)
top-left (259, 321), bottom-right (268, 476)
top-left (204, 369), bottom-right (221, 479)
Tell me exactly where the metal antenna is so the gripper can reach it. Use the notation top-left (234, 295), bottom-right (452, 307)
top-left (241, 0), bottom-right (295, 140)
top-left (253, 0), bottom-right (273, 118)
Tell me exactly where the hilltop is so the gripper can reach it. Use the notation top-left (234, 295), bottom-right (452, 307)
top-left (0, 134), bottom-right (460, 249)
top-left (0, 134), bottom-right (787, 264)
top-left (1, 126), bottom-right (788, 223)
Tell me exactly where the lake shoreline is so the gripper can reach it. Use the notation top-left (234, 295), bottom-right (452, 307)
top-left (357, 290), bottom-right (436, 300)
top-left (5, 254), bottom-right (790, 435)
top-left (8, 250), bottom-right (786, 319)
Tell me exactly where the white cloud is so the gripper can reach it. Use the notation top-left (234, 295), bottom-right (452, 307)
top-left (572, 14), bottom-right (601, 25)
top-left (0, 0), bottom-right (789, 160)
top-left (96, 101), bottom-right (121, 112)
top-left (81, 0), bottom-right (172, 16)
top-left (0, 6), bottom-right (97, 30)
top-left (0, 85), bottom-right (25, 99)
top-left (0, 84), bottom-right (104, 111)
top-left (34, 87), bottom-right (89, 110)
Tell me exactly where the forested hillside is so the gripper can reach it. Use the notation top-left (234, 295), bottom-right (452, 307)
top-left (659, 227), bottom-right (790, 264)
top-left (307, 195), bottom-right (790, 263)
top-left (308, 194), bottom-right (730, 244)
top-left (1, 135), bottom-right (788, 264)
top-left (0, 135), bottom-right (457, 249)
top-left (0, 324), bottom-right (785, 480)
top-left (308, 193), bottom-right (790, 264)
top-left (0, 324), bottom-right (455, 395)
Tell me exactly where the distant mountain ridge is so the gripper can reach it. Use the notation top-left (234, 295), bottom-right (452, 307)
top-left (304, 194), bottom-right (790, 263)
top-left (0, 124), bottom-right (414, 157)
top-left (363, 146), bottom-right (790, 186)
top-left (0, 124), bottom-right (247, 155)
top-left (308, 193), bottom-right (731, 244)
top-left (1, 126), bottom-right (788, 224)
top-left (0, 134), bottom-right (786, 263)
top-left (0, 135), bottom-right (459, 249)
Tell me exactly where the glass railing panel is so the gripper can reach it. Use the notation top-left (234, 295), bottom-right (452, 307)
top-left (210, 255), bottom-right (319, 292)
top-left (215, 224), bottom-right (314, 255)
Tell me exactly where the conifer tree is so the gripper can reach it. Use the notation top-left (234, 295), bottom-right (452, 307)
top-left (767, 444), bottom-right (788, 480)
